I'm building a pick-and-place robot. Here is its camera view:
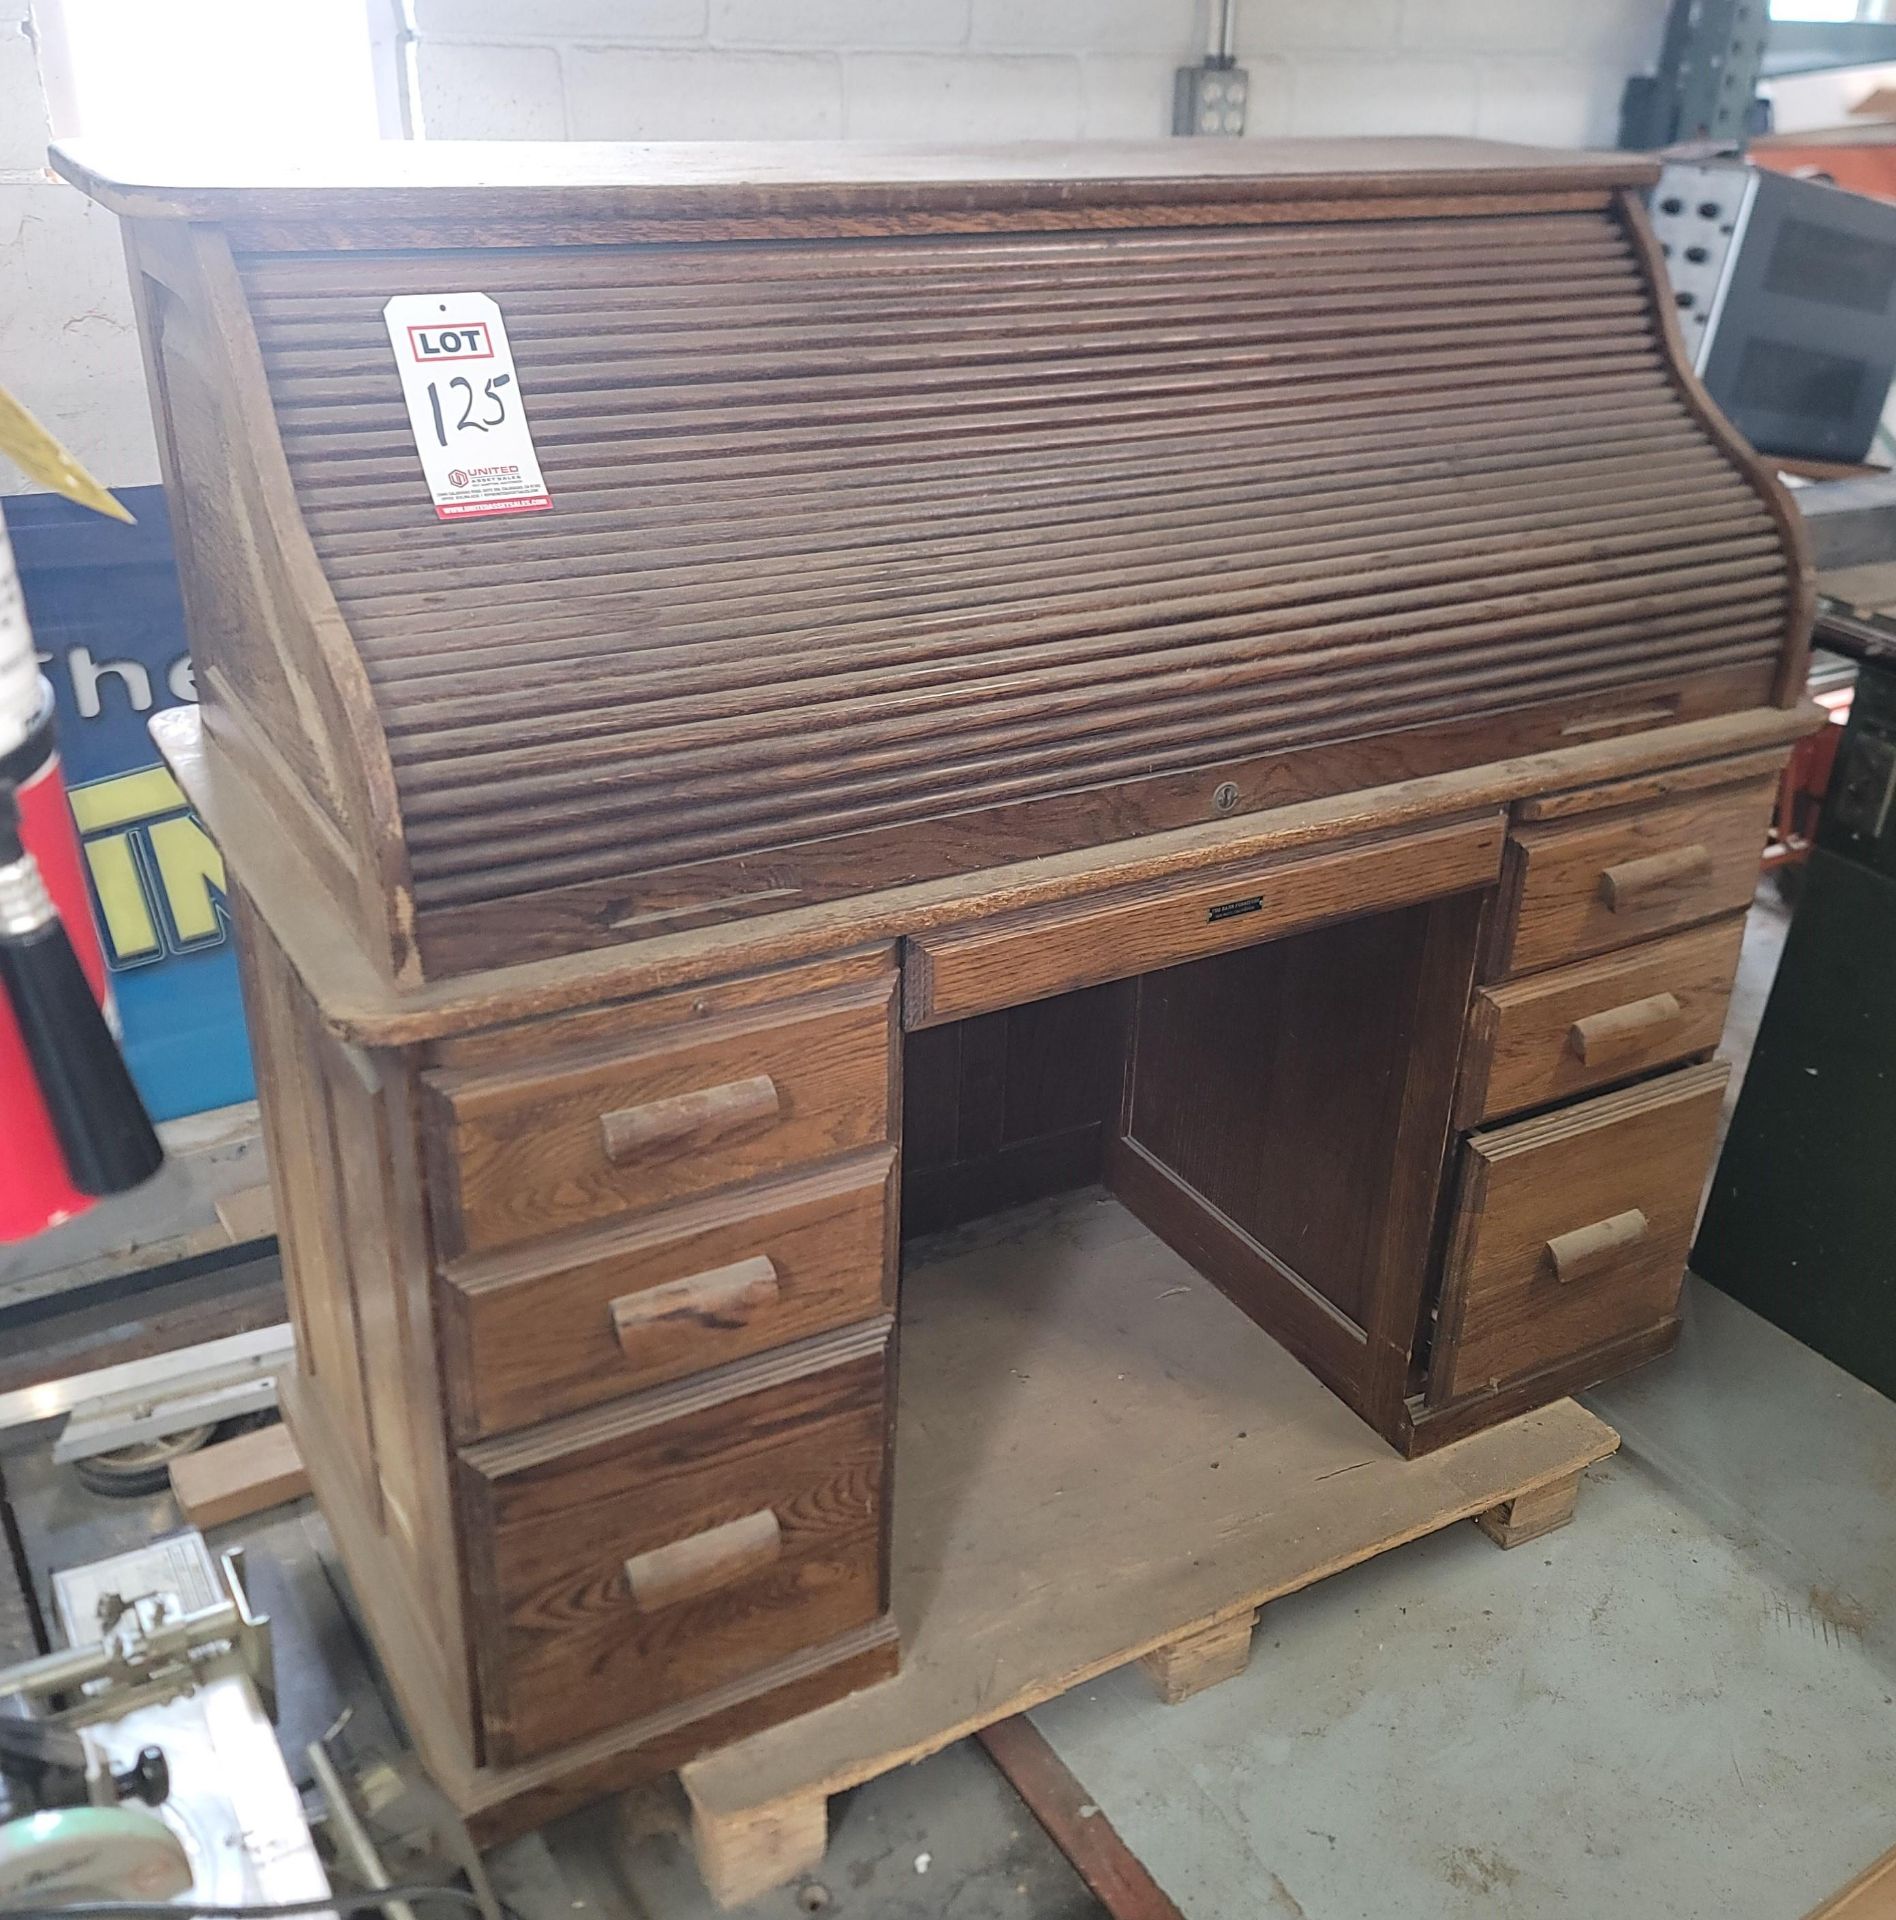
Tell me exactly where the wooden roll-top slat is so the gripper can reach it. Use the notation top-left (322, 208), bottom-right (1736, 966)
top-left (53, 139), bottom-right (1808, 980)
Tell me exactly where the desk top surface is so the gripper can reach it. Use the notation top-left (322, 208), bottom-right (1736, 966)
top-left (51, 136), bottom-right (1656, 222)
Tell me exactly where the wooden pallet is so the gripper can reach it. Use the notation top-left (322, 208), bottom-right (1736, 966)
top-left (678, 1193), bottom-right (1618, 1906)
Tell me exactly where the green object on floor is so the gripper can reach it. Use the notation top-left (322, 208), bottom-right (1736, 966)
top-left (0, 1805), bottom-right (192, 1903)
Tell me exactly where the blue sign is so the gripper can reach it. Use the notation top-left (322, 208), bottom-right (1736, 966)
top-left (4, 485), bottom-right (254, 1123)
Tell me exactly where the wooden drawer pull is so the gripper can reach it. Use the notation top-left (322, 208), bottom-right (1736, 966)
top-left (1567, 992), bottom-right (1683, 1064)
top-left (1597, 844), bottom-right (1713, 910)
top-left (609, 1255), bottom-right (780, 1355)
top-left (1544, 1208), bottom-right (1649, 1285)
top-left (623, 1508), bottom-right (782, 1613)
top-left (600, 1073), bottom-right (780, 1163)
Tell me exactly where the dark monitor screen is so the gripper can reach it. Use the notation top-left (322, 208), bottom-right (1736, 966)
top-left (1762, 215), bottom-right (1896, 316)
top-left (1732, 336), bottom-right (1865, 425)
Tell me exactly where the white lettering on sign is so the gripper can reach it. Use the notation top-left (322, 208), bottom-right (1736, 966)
top-left (382, 293), bottom-right (551, 522)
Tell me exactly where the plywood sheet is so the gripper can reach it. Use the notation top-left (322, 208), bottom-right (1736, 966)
top-left (685, 1192), bottom-right (1616, 1816)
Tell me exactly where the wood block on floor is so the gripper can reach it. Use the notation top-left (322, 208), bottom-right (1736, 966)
top-left (169, 1421), bottom-right (309, 1530)
top-left (1474, 1470), bottom-right (1582, 1548)
top-left (685, 1785), bottom-right (827, 1911)
top-left (1139, 1608), bottom-right (1258, 1704)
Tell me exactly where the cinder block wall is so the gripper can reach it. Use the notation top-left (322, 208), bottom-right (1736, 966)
top-left (413, 0), bottom-right (1665, 147)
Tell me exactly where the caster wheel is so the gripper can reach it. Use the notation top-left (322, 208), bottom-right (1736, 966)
top-left (73, 1425), bottom-right (219, 1498)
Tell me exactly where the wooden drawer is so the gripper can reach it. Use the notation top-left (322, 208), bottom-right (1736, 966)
top-left (438, 1151), bottom-right (895, 1439)
top-left (906, 814), bottom-right (1503, 1026)
top-left (1428, 1060), bottom-right (1728, 1407)
top-left (1491, 776), bottom-right (1774, 978)
top-left (458, 1321), bottom-right (890, 1762)
top-left (1459, 917), bottom-right (1745, 1125)
top-left (422, 978), bottom-right (896, 1258)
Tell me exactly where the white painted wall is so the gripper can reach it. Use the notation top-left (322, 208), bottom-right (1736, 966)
top-left (411, 0), bottom-right (1667, 146)
top-left (0, 1), bottom-right (156, 495)
top-left (3, 0), bottom-right (1670, 496)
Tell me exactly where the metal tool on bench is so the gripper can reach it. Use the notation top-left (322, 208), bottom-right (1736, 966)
top-left (0, 1537), bottom-right (328, 1909)
top-left (0, 1324), bottom-right (295, 1485)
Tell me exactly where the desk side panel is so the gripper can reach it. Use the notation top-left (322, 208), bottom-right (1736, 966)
top-left (231, 890), bottom-right (479, 1753)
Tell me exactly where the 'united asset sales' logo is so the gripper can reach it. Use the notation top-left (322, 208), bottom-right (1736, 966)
top-left (448, 468), bottom-right (470, 487)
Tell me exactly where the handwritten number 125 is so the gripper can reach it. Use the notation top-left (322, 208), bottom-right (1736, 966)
top-left (426, 372), bottom-right (512, 446)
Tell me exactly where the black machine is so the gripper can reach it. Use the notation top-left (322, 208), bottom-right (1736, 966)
top-left (1653, 159), bottom-right (1896, 465)
top-left (1693, 484), bottom-right (1896, 1398)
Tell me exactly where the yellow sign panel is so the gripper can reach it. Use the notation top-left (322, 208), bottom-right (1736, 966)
top-left (67, 767), bottom-right (228, 967)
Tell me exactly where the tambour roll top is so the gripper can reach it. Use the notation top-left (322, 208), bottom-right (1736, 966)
top-left (53, 139), bottom-right (1810, 985)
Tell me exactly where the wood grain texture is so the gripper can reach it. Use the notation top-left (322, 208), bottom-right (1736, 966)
top-left (86, 144), bottom-right (1815, 1834)
top-left (683, 1194), bottom-right (1617, 1830)
top-left (151, 697), bottom-right (1821, 1048)
top-left (168, 1421), bottom-right (309, 1530)
top-left (1512, 744), bottom-right (1791, 822)
top-left (624, 1508), bottom-right (783, 1615)
top-left (426, 946), bottom-right (898, 1069)
top-left (1401, 1317), bottom-right (1680, 1456)
top-left (1138, 1611), bottom-right (1258, 1706)
top-left (975, 1714), bottom-right (1190, 1920)
top-left (52, 136), bottom-right (1657, 222)
top-left (907, 814), bottom-right (1501, 1026)
top-left (422, 978), bottom-right (895, 1256)
top-left (1490, 775), bottom-right (1776, 977)
top-left (611, 1258), bottom-right (782, 1360)
top-left (900, 985), bottom-right (1129, 1236)
top-left (599, 1074), bottom-right (780, 1163)
top-left (1458, 915), bottom-right (1745, 1123)
top-left (122, 223), bottom-right (419, 982)
top-left (233, 894), bottom-right (478, 1745)
top-left (1613, 184), bottom-right (1815, 707)
top-left (1112, 889), bottom-right (1482, 1441)
top-left (1429, 1060), bottom-right (1729, 1407)
top-left (1545, 1208), bottom-right (1649, 1284)
top-left (1473, 1471), bottom-right (1581, 1547)
top-left (292, 1338), bottom-right (899, 1840)
top-left (437, 1150), bottom-right (894, 1438)
top-left (81, 149), bottom-right (1806, 982)
top-left (687, 1787), bottom-right (828, 1911)
top-left (1805, 1844), bottom-right (1896, 1919)
top-left (459, 1322), bottom-right (891, 1762)
top-left (1569, 992), bottom-right (1683, 1063)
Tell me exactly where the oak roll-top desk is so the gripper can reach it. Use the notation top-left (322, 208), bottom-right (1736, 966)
top-left (56, 137), bottom-right (1816, 1840)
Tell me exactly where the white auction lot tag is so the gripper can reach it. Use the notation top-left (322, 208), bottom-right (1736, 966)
top-left (382, 292), bottom-right (551, 521)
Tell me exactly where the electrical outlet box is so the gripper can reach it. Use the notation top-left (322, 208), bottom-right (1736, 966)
top-left (1173, 62), bottom-right (1248, 137)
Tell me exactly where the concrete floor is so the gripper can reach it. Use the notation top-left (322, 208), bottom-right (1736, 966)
top-left (9, 883), bottom-right (1893, 1919)
top-left (1034, 1278), bottom-right (1896, 1920)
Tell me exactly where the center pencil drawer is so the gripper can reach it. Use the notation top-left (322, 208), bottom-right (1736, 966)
top-left (422, 979), bottom-right (897, 1258)
top-left (458, 1322), bottom-right (891, 1763)
top-left (438, 1150), bottom-right (896, 1439)
top-left (1428, 1059), bottom-right (1728, 1407)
